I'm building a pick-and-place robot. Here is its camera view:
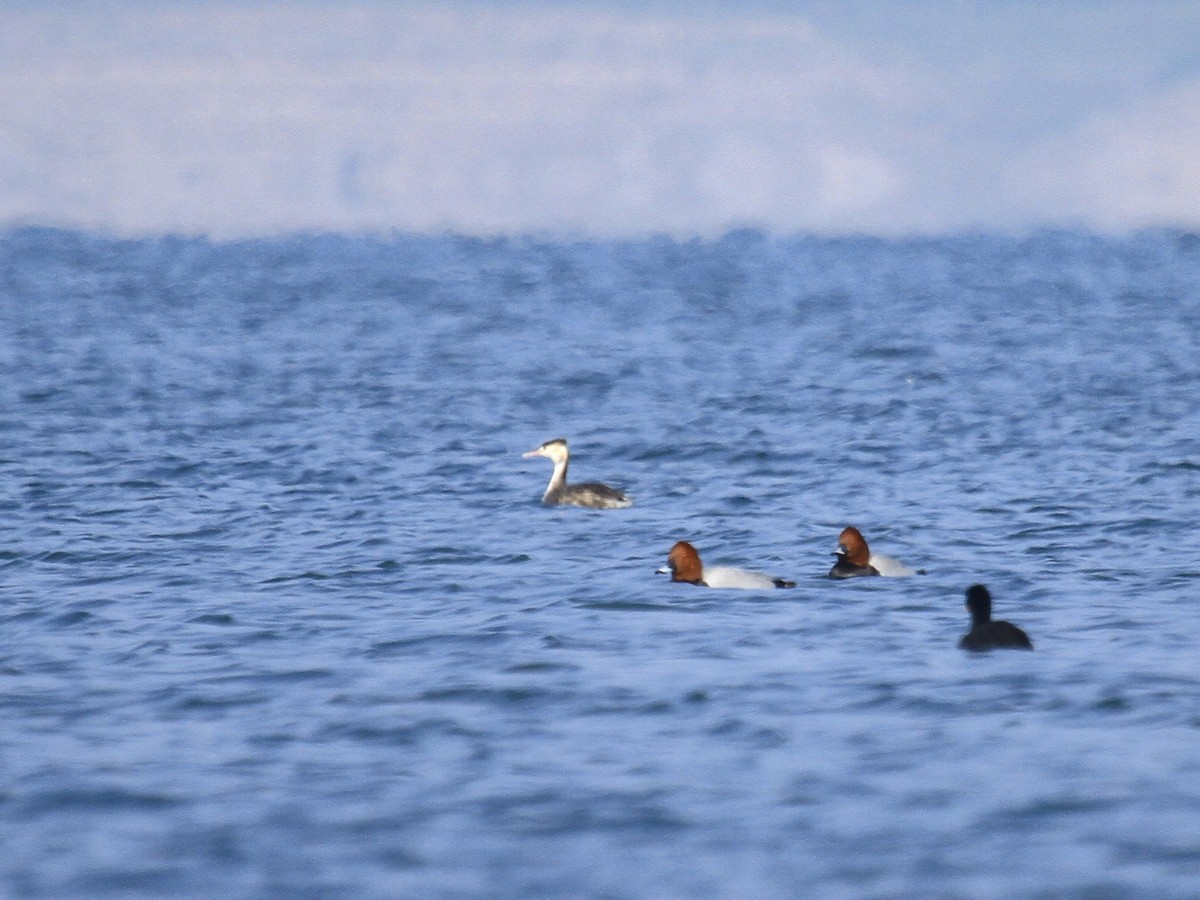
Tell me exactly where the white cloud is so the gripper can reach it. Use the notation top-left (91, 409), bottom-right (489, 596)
top-left (0, 2), bottom-right (1197, 236)
top-left (1020, 77), bottom-right (1200, 228)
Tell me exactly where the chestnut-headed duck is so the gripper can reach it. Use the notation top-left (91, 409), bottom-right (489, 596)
top-left (658, 540), bottom-right (795, 590)
top-left (522, 437), bottom-right (632, 509)
top-left (959, 584), bottom-right (1032, 651)
top-left (828, 526), bottom-right (917, 578)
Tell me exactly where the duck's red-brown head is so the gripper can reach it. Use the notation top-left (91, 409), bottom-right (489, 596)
top-left (834, 526), bottom-right (871, 567)
top-left (664, 540), bottom-right (704, 584)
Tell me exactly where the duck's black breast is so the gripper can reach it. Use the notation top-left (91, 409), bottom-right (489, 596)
top-left (828, 560), bottom-right (879, 579)
top-left (960, 620), bottom-right (1033, 651)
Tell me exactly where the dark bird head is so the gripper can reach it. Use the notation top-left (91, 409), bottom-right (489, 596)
top-left (965, 584), bottom-right (992, 623)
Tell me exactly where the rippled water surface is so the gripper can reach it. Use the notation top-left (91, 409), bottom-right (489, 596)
top-left (2, 228), bottom-right (1200, 898)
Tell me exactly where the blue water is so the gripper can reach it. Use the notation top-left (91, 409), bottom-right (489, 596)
top-left (2, 226), bottom-right (1200, 898)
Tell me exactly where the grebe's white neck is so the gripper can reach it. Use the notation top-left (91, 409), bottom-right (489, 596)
top-left (542, 454), bottom-right (569, 502)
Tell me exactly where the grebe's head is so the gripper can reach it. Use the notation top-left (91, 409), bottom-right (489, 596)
top-left (522, 437), bottom-right (569, 463)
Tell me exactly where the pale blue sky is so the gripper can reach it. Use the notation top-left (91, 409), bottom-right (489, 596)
top-left (3, 1), bottom-right (1198, 236)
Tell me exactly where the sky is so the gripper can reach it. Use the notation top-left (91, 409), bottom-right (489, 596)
top-left (2, 1), bottom-right (1199, 238)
